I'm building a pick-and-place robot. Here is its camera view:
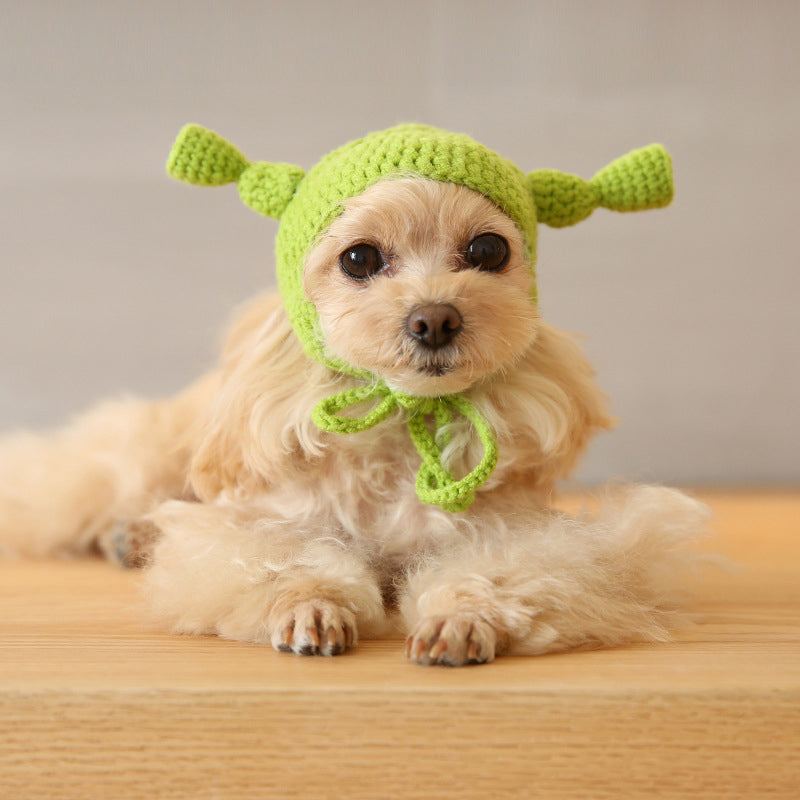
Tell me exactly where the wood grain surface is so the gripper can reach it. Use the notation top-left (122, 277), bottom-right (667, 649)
top-left (1, 491), bottom-right (798, 799)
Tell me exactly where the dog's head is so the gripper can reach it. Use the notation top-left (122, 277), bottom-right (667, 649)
top-left (168, 123), bottom-right (672, 399)
top-left (303, 178), bottom-right (539, 396)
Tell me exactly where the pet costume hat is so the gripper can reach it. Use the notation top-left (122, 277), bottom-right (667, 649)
top-left (167, 124), bottom-right (673, 511)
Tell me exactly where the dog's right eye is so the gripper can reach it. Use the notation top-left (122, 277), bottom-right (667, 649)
top-left (340, 244), bottom-right (385, 280)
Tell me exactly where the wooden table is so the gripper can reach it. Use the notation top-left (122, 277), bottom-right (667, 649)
top-left (1, 492), bottom-right (798, 799)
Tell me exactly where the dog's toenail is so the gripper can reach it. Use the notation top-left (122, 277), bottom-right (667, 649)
top-left (306, 626), bottom-right (320, 649)
top-left (429, 640), bottom-right (447, 660)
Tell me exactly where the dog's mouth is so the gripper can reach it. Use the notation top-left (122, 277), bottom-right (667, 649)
top-left (375, 333), bottom-right (482, 394)
top-left (409, 345), bottom-right (459, 378)
top-left (417, 362), bottom-right (453, 377)
top-left (384, 345), bottom-right (478, 396)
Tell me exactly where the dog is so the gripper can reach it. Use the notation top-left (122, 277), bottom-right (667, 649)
top-left (0, 125), bottom-right (709, 665)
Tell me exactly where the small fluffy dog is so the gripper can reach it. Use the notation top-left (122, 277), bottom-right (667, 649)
top-left (0, 125), bottom-right (709, 665)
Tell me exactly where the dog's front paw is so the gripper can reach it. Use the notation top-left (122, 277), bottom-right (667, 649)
top-left (269, 599), bottom-right (357, 656)
top-left (96, 518), bottom-right (160, 568)
top-left (405, 613), bottom-right (497, 666)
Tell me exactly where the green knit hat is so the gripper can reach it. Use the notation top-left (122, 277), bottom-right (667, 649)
top-left (167, 123), bottom-right (673, 511)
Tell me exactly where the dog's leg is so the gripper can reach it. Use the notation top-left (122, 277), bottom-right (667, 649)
top-left (145, 499), bottom-right (386, 655)
top-left (0, 376), bottom-right (212, 559)
top-left (400, 486), bottom-right (711, 665)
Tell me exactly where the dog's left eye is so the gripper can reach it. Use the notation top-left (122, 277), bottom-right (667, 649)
top-left (466, 234), bottom-right (509, 271)
top-left (340, 243), bottom-right (385, 280)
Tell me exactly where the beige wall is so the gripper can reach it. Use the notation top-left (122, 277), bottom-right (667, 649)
top-left (1, 0), bottom-right (797, 484)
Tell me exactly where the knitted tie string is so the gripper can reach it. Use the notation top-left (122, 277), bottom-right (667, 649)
top-left (311, 386), bottom-right (498, 512)
top-left (404, 394), bottom-right (499, 512)
top-left (312, 384), bottom-right (397, 434)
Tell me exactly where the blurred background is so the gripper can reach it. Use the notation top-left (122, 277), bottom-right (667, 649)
top-left (0, 0), bottom-right (797, 486)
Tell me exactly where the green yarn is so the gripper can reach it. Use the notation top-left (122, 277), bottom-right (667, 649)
top-left (237, 161), bottom-right (306, 220)
top-left (312, 385), bottom-right (399, 434)
top-left (167, 125), bottom-right (305, 218)
top-left (312, 386), bottom-right (498, 513)
top-left (530, 144), bottom-right (673, 228)
top-left (167, 125), bottom-right (249, 186)
top-left (166, 123), bottom-right (674, 512)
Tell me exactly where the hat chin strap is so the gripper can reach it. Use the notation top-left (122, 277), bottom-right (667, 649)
top-left (312, 383), bottom-right (498, 513)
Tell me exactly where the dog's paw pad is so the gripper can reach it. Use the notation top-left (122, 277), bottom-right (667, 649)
top-left (405, 613), bottom-right (496, 666)
top-left (270, 599), bottom-right (357, 656)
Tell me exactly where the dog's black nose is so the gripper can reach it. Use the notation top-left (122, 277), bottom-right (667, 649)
top-left (406, 303), bottom-right (462, 349)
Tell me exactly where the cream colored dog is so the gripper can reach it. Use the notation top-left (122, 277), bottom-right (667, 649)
top-left (0, 176), bottom-right (709, 665)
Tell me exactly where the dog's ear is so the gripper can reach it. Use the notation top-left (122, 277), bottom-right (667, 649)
top-left (187, 294), bottom-right (333, 502)
top-left (480, 320), bottom-right (615, 495)
top-left (529, 144), bottom-right (673, 228)
top-left (167, 124), bottom-right (305, 219)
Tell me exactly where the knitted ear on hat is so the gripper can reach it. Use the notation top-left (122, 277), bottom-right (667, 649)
top-left (166, 124), bottom-right (304, 219)
top-left (529, 144), bottom-right (673, 228)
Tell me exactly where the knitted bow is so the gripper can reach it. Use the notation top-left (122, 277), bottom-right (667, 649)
top-left (312, 384), bottom-right (498, 512)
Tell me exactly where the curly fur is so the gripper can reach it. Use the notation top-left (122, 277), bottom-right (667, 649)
top-left (0, 178), bottom-right (709, 665)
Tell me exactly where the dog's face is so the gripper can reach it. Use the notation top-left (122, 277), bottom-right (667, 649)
top-left (303, 178), bottom-right (540, 396)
